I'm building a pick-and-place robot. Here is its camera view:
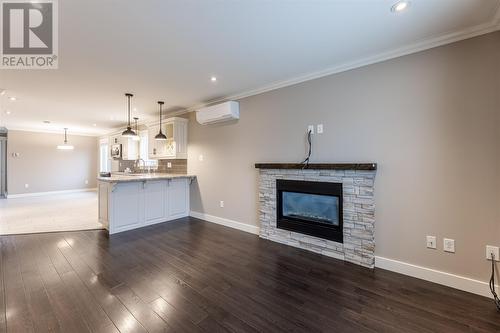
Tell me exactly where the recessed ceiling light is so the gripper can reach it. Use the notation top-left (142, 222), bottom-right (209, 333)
top-left (5, 110), bottom-right (11, 115)
top-left (8, 96), bottom-right (16, 101)
top-left (391, 1), bottom-right (410, 12)
top-left (92, 123), bottom-right (97, 127)
top-left (210, 76), bottom-right (217, 82)
top-left (0, 89), bottom-right (5, 96)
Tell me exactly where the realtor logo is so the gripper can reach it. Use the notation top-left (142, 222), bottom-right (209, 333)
top-left (1, 0), bottom-right (58, 69)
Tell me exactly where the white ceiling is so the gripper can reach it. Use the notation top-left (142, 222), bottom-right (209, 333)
top-left (1, 0), bottom-right (499, 136)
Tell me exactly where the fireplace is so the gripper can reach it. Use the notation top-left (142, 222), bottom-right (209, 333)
top-left (276, 179), bottom-right (343, 243)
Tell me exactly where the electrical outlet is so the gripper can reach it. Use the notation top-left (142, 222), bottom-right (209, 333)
top-left (198, 154), bottom-right (204, 162)
top-left (443, 238), bottom-right (455, 253)
top-left (426, 236), bottom-right (436, 249)
top-left (486, 245), bottom-right (500, 261)
top-left (24, 183), bottom-right (29, 189)
top-left (85, 179), bottom-right (89, 185)
top-left (220, 201), bottom-right (224, 208)
top-left (307, 125), bottom-right (314, 134)
top-left (167, 162), bottom-right (172, 168)
top-left (317, 124), bottom-right (323, 134)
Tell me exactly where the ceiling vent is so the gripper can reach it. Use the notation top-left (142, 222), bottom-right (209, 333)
top-left (196, 101), bottom-right (239, 125)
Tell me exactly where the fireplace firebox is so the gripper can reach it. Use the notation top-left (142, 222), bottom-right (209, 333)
top-left (276, 179), bottom-right (343, 243)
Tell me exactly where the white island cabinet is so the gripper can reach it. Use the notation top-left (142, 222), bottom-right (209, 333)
top-left (97, 174), bottom-right (194, 234)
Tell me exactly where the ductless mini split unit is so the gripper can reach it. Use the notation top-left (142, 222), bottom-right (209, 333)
top-left (196, 101), bottom-right (239, 125)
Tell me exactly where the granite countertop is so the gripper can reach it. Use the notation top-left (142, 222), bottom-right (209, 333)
top-left (97, 173), bottom-right (196, 183)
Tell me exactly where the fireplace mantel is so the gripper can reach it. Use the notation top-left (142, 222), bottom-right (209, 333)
top-left (255, 163), bottom-right (377, 170)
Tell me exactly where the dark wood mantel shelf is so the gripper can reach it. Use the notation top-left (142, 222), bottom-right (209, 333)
top-left (255, 163), bottom-right (377, 170)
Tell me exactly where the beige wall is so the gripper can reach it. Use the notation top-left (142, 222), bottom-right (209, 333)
top-left (188, 32), bottom-right (500, 282)
top-left (7, 130), bottom-right (98, 194)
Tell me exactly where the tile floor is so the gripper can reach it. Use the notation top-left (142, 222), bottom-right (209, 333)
top-left (0, 191), bottom-right (102, 235)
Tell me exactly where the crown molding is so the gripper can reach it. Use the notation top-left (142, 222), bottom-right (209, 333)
top-left (181, 17), bottom-right (500, 114)
top-left (99, 114), bottom-right (187, 138)
top-left (101, 9), bottom-right (500, 133)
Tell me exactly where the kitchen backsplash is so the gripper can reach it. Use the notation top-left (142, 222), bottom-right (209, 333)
top-left (118, 159), bottom-right (187, 174)
top-left (157, 159), bottom-right (187, 173)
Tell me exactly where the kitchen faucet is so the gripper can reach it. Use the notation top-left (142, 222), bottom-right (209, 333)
top-left (135, 158), bottom-right (146, 173)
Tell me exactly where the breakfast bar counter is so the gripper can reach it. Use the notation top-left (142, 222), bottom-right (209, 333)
top-left (97, 173), bottom-right (195, 234)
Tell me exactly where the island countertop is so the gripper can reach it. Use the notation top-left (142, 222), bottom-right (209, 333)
top-left (97, 173), bottom-right (196, 183)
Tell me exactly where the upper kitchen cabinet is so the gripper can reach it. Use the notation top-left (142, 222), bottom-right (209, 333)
top-left (148, 117), bottom-right (188, 160)
top-left (109, 134), bottom-right (139, 161)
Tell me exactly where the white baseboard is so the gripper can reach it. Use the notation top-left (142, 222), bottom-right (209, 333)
top-left (189, 211), bottom-right (496, 299)
top-left (189, 211), bottom-right (260, 235)
top-left (375, 256), bottom-right (496, 299)
top-left (7, 188), bottom-right (97, 199)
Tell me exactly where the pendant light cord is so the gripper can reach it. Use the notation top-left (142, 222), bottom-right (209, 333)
top-left (158, 101), bottom-right (164, 134)
top-left (159, 103), bottom-right (162, 127)
top-left (127, 95), bottom-right (131, 127)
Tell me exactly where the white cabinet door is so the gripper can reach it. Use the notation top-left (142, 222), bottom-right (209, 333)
top-left (168, 178), bottom-right (189, 219)
top-left (112, 182), bottom-right (143, 232)
top-left (146, 118), bottom-right (188, 160)
top-left (173, 120), bottom-right (188, 159)
top-left (144, 181), bottom-right (167, 225)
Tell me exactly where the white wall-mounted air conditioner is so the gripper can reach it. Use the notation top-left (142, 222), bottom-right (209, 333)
top-left (196, 101), bottom-right (239, 125)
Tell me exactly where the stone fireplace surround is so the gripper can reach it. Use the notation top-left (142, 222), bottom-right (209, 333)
top-left (256, 163), bottom-right (377, 268)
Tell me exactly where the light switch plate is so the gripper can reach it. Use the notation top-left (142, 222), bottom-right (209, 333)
top-left (167, 162), bottom-right (172, 168)
top-left (317, 124), bottom-right (323, 134)
top-left (198, 154), bottom-right (204, 162)
top-left (307, 125), bottom-right (314, 134)
top-left (443, 238), bottom-right (455, 253)
top-left (220, 201), bottom-right (224, 208)
top-left (426, 236), bottom-right (436, 249)
top-left (486, 245), bottom-right (500, 261)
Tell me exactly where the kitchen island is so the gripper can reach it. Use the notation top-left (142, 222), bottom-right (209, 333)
top-left (97, 173), bottom-right (195, 234)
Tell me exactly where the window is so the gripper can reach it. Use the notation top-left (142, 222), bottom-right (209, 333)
top-left (99, 139), bottom-right (110, 173)
top-left (139, 130), bottom-right (157, 169)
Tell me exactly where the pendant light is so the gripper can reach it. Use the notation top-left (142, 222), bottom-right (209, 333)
top-left (57, 128), bottom-right (74, 150)
top-left (132, 117), bottom-right (140, 141)
top-left (155, 101), bottom-right (167, 141)
top-left (122, 93), bottom-right (137, 137)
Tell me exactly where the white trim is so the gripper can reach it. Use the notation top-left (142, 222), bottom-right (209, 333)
top-left (7, 188), bottom-right (97, 199)
top-left (188, 211), bottom-right (498, 299)
top-left (375, 256), bottom-right (497, 299)
top-left (189, 211), bottom-right (260, 235)
top-left (97, 15), bottom-right (500, 131)
top-left (183, 21), bottom-right (500, 113)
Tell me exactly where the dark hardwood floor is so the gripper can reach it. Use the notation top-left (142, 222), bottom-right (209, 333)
top-left (0, 217), bottom-right (499, 332)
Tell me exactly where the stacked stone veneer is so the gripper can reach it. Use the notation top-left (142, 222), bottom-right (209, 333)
top-left (258, 168), bottom-right (377, 268)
